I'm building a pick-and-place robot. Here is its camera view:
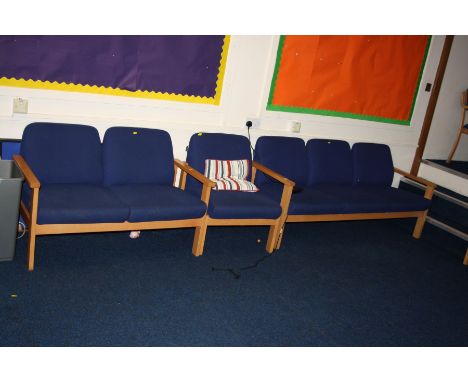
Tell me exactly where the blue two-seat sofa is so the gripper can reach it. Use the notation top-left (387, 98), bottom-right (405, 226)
top-left (254, 136), bottom-right (436, 249)
top-left (14, 122), bottom-right (214, 271)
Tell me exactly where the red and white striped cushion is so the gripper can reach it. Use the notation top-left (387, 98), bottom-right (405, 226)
top-left (204, 159), bottom-right (259, 192)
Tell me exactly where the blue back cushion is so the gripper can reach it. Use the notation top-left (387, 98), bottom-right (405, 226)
top-left (102, 127), bottom-right (174, 186)
top-left (307, 139), bottom-right (353, 185)
top-left (1, 141), bottom-right (21, 159)
top-left (186, 133), bottom-right (252, 194)
top-left (21, 122), bottom-right (103, 185)
top-left (254, 136), bottom-right (307, 187)
top-left (352, 143), bottom-right (394, 186)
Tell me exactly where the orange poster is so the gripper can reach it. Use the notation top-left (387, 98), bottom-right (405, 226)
top-left (268, 35), bottom-right (430, 125)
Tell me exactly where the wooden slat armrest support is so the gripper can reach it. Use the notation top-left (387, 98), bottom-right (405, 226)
top-left (394, 167), bottom-right (436, 188)
top-left (13, 154), bottom-right (40, 189)
top-left (252, 161), bottom-right (295, 187)
top-left (174, 159), bottom-right (216, 188)
top-left (394, 167), bottom-right (436, 200)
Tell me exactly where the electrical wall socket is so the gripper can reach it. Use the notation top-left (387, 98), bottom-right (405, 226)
top-left (13, 97), bottom-right (28, 114)
top-left (246, 118), bottom-right (260, 129)
top-left (289, 120), bottom-right (301, 133)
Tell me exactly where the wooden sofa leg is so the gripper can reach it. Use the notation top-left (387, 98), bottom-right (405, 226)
top-left (463, 248), bottom-right (468, 266)
top-left (192, 218), bottom-right (208, 257)
top-left (27, 188), bottom-right (39, 271)
top-left (412, 211), bottom-right (428, 239)
top-left (27, 228), bottom-right (36, 271)
top-left (275, 223), bottom-right (286, 250)
top-left (266, 222), bottom-right (281, 254)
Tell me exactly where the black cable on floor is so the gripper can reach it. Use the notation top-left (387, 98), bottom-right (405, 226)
top-left (211, 224), bottom-right (285, 279)
top-left (211, 254), bottom-right (270, 279)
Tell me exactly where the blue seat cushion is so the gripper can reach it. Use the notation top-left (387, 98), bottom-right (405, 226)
top-left (21, 122), bottom-right (103, 185)
top-left (352, 143), bottom-right (394, 186)
top-left (260, 183), bottom-right (348, 215)
top-left (353, 186), bottom-right (431, 212)
top-left (103, 127), bottom-right (174, 186)
top-left (289, 188), bottom-right (348, 215)
top-left (254, 136), bottom-right (308, 188)
top-left (27, 184), bottom-right (130, 224)
top-left (207, 190), bottom-right (282, 219)
top-left (260, 183), bottom-right (430, 215)
top-left (312, 185), bottom-right (431, 213)
top-left (109, 184), bottom-right (206, 222)
top-left (307, 139), bottom-right (353, 185)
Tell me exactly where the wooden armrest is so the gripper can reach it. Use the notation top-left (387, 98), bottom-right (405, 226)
top-left (13, 155), bottom-right (41, 189)
top-left (394, 167), bottom-right (436, 200)
top-left (252, 161), bottom-right (295, 187)
top-left (174, 159), bottom-right (216, 188)
top-left (394, 167), bottom-right (436, 188)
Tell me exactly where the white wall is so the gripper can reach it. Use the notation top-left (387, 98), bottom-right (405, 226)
top-left (423, 35), bottom-right (468, 161)
top-left (0, 35), bottom-right (446, 172)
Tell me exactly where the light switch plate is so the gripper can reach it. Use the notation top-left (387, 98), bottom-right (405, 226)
top-left (13, 97), bottom-right (28, 114)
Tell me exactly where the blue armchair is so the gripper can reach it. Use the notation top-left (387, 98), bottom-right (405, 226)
top-left (185, 132), bottom-right (294, 256)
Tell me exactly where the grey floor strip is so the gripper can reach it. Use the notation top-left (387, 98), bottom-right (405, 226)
top-left (400, 178), bottom-right (468, 209)
top-left (426, 216), bottom-right (468, 241)
top-left (421, 159), bottom-right (468, 180)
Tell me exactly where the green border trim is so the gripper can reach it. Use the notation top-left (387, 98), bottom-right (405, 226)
top-left (267, 35), bottom-right (432, 126)
top-left (267, 104), bottom-right (411, 125)
top-left (267, 35), bottom-right (286, 106)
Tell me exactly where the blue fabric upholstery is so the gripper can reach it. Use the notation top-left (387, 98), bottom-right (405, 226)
top-left (186, 133), bottom-right (253, 195)
top-left (257, 138), bottom-right (430, 218)
top-left (21, 122), bottom-right (103, 184)
top-left (307, 139), bottom-right (353, 185)
top-left (185, 132), bottom-right (281, 220)
top-left (311, 185), bottom-right (430, 213)
top-left (207, 190), bottom-right (282, 219)
top-left (21, 124), bottom-right (207, 227)
top-left (254, 136), bottom-right (308, 188)
top-left (261, 183), bottom-right (430, 215)
top-left (109, 184), bottom-right (206, 222)
top-left (103, 127), bottom-right (174, 186)
top-left (352, 143), bottom-right (394, 186)
top-left (354, 186), bottom-right (431, 212)
top-left (260, 183), bottom-right (348, 215)
top-left (31, 184), bottom-right (129, 224)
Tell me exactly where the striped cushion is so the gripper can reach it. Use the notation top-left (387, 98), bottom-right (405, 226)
top-left (204, 159), bottom-right (259, 192)
top-left (211, 178), bottom-right (259, 192)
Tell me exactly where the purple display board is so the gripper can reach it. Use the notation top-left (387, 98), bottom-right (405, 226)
top-left (0, 36), bottom-right (226, 98)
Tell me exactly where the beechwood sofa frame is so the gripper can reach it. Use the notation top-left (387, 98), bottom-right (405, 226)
top-left (14, 155), bottom-right (215, 271)
top-left (14, 153), bottom-right (432, 270)
top-left (179, 159), bottom-right (295, 256)
top-left (274, 167), bottom-right (436, 250)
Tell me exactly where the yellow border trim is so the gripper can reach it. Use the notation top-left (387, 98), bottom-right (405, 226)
top-left (0, 36), bottom-right (230, 105)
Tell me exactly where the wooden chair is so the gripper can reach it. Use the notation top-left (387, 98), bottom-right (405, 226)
top-left (184, 132), bottom-right (294, 256)
top-left (447, 91), bottom-right (468, 163)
